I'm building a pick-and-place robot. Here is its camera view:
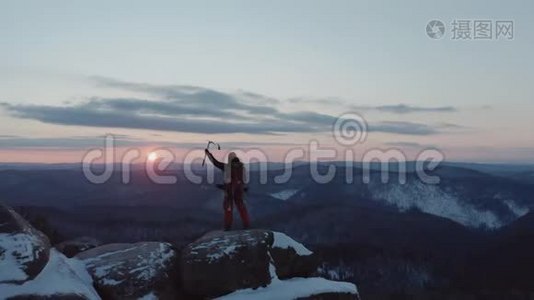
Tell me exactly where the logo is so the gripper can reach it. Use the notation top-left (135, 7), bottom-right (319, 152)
top-left (426, 20), bottom-right (445, 39)
top-left (333, 112), bottom-right (368, 146)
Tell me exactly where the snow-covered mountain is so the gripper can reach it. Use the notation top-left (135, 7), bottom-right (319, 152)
top-left (367, 179), bottom-right (529, 229)
top-left (2, 163), bottom-right (534, 297)
top-left (261, 165), bottom-right (534, 230)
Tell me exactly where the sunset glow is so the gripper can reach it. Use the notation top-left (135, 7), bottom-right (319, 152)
top-left (147, 152), bottom-right (158, 162)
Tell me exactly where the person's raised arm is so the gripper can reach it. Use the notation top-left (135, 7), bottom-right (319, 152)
top-left (205, 149), bottom-right (224, 171)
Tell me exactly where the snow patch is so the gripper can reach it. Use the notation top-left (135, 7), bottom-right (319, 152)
top-left (271, 189), bottom-right (299, 201)
top-left (138, 291), bottom-right (158, 300)
top-left (504, 200), bottom-right (530, 218)
top-left (216, 276), bottom-right (357, 300)
top-left (0, 233), bottom-right (42, 282)
top-left (0, 249), bottom-right (100, 299)
top-left (82, 243), bottom-right (175, 285)
top-left (317, 263), bottom-right (355, 281)
top-left (370, 181), bottom-right (504, 229)
top-left (191, 232), bottom-right (267, 262)
top-left (82, 245), bottom-right (139, 265)
top-left (132, 243), bottom-right (175, 281)
top-left (207, 244), bottom-right (239, 262)
top-left (218, 258), bottom-right (356, 300)
top-left (272, 232), bottom-right (312, 256)
top-left (100, 277), bottom-right (124, 286)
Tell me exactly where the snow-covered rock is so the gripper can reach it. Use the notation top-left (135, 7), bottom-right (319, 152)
top-left (0, 249), bottom-right (101, 299)
top-left (76, 242), bottom-right (177, 299)
top-left (270, 232), bottom-right (317, 279)
top-left (0, 203), bottom-right (360, 299)
top-left (180, 230), bottom-right (323, 298)
top-left (217, 262), bottom-right (359, 300)
top-left (0, 203), bottom-right (51, 284)
top-left (56, 236), bottom-right (102, 258)
top-left (181, 230), bottom-right (273, 298)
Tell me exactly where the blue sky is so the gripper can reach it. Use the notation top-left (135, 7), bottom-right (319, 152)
top-left (0, 0), bottom-right (533, 163)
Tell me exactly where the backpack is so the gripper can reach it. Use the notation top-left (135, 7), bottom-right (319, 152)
top-left (229, 160), bottom-right (244, 184)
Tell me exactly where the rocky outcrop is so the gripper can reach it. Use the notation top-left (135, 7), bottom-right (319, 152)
top-left (181, 229), bottom-right (358, 299)
top-left (0, 203), bottom-right (359, 300)
top-left (76, 242), bottom-right (178, 299)
top-left (0, 202), bottom-right (99, 299)
top-left (0, 249), bottom-right (100, 300)
top-left (181, 230), bottom-right (273, 297)
top-left (0, 203), bottom-right (51, 284)
top-left (56, 237), bottom-right (101, 258)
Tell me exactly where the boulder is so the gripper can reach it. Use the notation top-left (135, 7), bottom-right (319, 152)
top-left (56, 237), bottom-right (101, 258)
top-left (270, 231), bottom-right (318, 279)
top-left (181, 230), bottom-right (273, 297)
top-left (0, 203), bottom-right (51, 284)
top-left (76, 242), bottom-right (177, 299)
top-left (0, 249), bottom-right (101, 300)
top-left (180, 229), bottom-right (320, 298)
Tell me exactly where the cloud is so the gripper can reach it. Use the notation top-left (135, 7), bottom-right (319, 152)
top-left (354, 104), bottom-right (457, 114)
top-left (385, 141), bottom-right (437, 148)
top-left (91, 76), bottom-right (279, 115)
top-left (0, 78), bottom-right (463, 137)
top-left (285, 95), bottom-right (458, 115)
top-left (287, 97), bottom-right (347, 106)
top-left (94, 77), bottom-right (457, 114)
top-left (437, 122), bottom-right (467, 129)
top-left (371, 121), bottom-right (442, 135)
top-left (1, 102), bottom-right (320, 134)
top-left (0, 135), bottom-right (139, 149)
top-left (0, 135), bottom-right (305, 150)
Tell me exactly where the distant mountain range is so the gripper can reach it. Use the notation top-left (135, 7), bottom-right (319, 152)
top-left (1, 162), bottom-right (534, 297)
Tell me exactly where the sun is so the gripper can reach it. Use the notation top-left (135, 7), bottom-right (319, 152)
top-left (147, 152), bottom-right (158, 162)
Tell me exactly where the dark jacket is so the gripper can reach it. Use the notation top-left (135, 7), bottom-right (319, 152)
top-left (205, 151), bottom-right (247, 185)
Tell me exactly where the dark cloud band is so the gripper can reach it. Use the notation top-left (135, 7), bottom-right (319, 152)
top-left (0, 78), bottom-right (461, 136)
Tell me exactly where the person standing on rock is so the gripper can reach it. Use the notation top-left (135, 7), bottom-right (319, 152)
top-left (204, 149), bottom-right (251, 231)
